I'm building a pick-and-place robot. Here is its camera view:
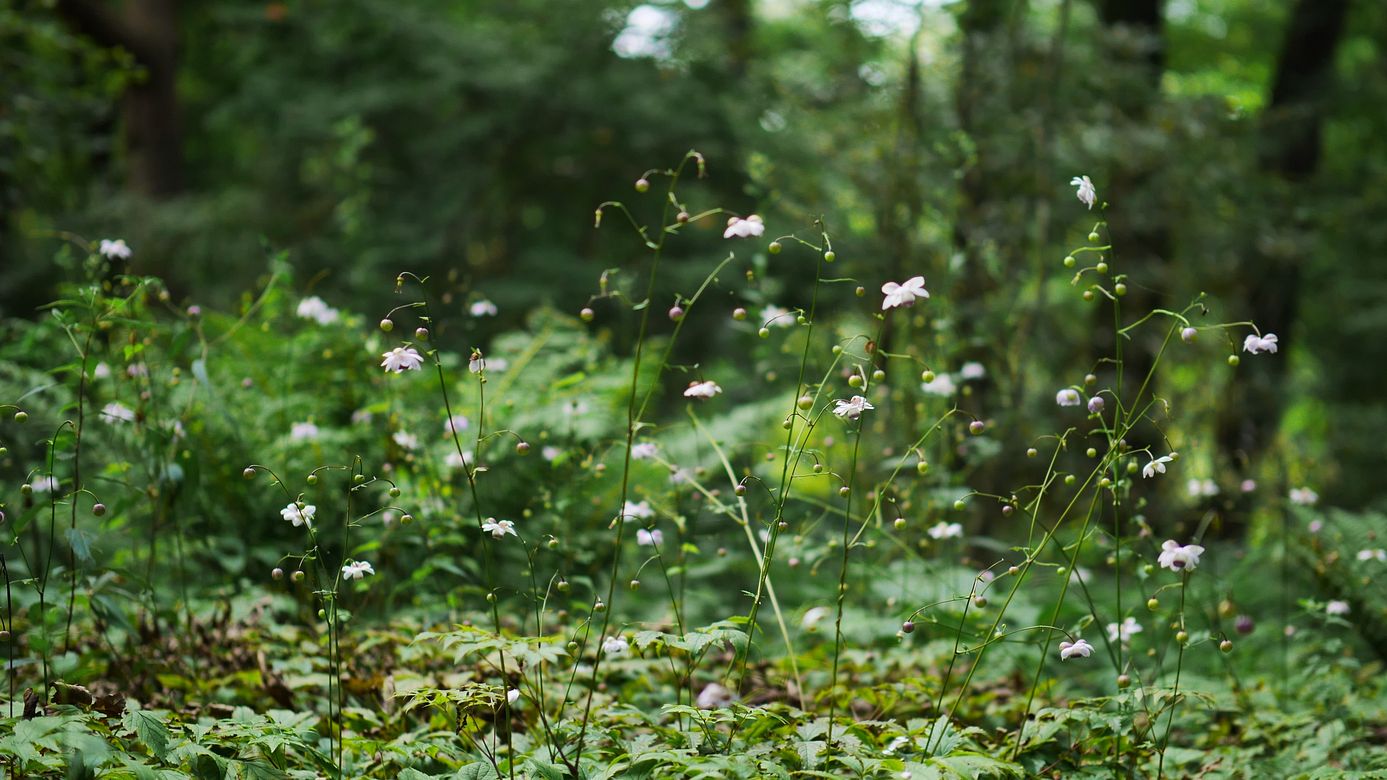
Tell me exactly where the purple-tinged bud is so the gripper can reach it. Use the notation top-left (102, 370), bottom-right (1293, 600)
top-left (1181, 327), bottom-right (1197, 344)
top-left (1087, 396), bottom-right (1105, 414)
top-left (1235, 614), bottom-right (1254, 635)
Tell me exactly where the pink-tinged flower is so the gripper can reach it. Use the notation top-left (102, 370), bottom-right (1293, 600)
top-left (832, 396), bottom-right (874, 420)
top-left (1157, 539), bottom-right (1205, 572)
top-left (1087, 396), bottom-right (1105, 414)
top-left (927, 521), bottom-right (962, 540)
top-left (392, 431), bottom-right (419, 450)
top-left (1289, 486), bottom-right (1318, 506)
top-left (342, 560), bottom-right (375, 580)
top-left (881, 276), bottom-right (929, 310)
top-left (1240, 479), bottom-right (1257, 493)
top-left (99, 239), bottom-right (132, 260)
top-left (1356, 548), bottom-right (1386, 562)
top-left (683, 380), bottom-right (722, 399)
top-left (636, 528), bottom-right (663, 546)
top-left (444, 415), bottom-right (469, 435)
top-left (1308, 519), bottom-right (1323, 534)
top-left (102, 402), bottom-right (136, 423)
top-left (1242, 333), bottom-right (1279, 355)
top-left (1326, 600), bottom-right (1350, 616)
top-left (723, 215), bottom-right (765, 239)
top-left (281, 502), bottom-right (315, 528)
top-left (296, 296), bottom-right (340, 325)
top-left (760, 305), bottom-right (794, 328)
top-left (381, 346), bottom-right (424, 373)
top-left (481, 518), bottom-right (517, 539)
top-left (1056, 388), bottom-right (1081, 407)
top-left (1059, 638), bottom-right (1094, 660)
top-left (290, 421), bottom-right (319, 441)
top-left (630, 442), bottom-right (658, 460)
top-left (1070, 176), bottom-right (1097, 209)
top-left (1106, 617), bottom-right (1143, 644)
top-left (1187, 478), bottom-right (1219, 498)
top-left (920, 373), bottom-right (957, 397)
top-left (470, 299), bottom-right (498, 317)
top-left (959, 362), bottom-right (985, 380)
top-left (622, 500), bottom-right (654, 519)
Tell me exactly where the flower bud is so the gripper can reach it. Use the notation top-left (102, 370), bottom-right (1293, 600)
top-left (1063, 255), bottom-right (1076, 268)
top-left (668, 306), bottom-right (684, 322)
top-left (634, 178), bottom-right (650, 193)
top-left (838, 486), bottom-right (850, 497)
top-left (797, 395), bottom-right (813, 410)
top-left (872, 369), bottom-right (886, 382)
top-left (1219, 639), bottom-right (1233, 653)
top-left (823, 250), bottom-right (836, 263)
top-left (629, 579), bottom-right (640, 591)
top-left (272, 567), bottom-right (284, 580)
top-left (1227, 355), bottom-right (1240, 367)
top-left (916, 461), bottom-right (929, 475)
top-left (953, 499), bottom-right (966, 511)
top-left (901, 620), bottom-right (915, 633)
top-left (1147, 597), bottom-right (1159, 611)
top-left (734, 483), bottom-right (747, 496)
top-left (580, 307), bottom-right (595, 322)
top-left (848, 375), bottom-right (864, 388)
top-left (92, 503), bottom-right (106, 517)
top-left (388, 486), bottom-right (401, 498)
top-left (242, 467), bottom-right (256, 480)
top-left (855, 286), bottom-right (865, 297)
top-left (1086, 448), bottom-right (1098, 458)
top-left (1088, 396), bottom-right (1105, 414)
top-left (1095, 262), bottom-right (1109, 275)
top-left (1007, 566), bottom-right (1019, 576)
top-left (1234, 615), bottom-right (1254, 635)
top-left (968, 420), bottom-right (985, 435)
top-left (758, 327), bottom-right (770, 339)
top-left (1088, 231), bottom-right (1101, 243)
top-left (768, 241), bottom-right (782, 254)
top-left (1083, 290), bottom-right (1095, 302)
top-left (557, 580), bottom-right (570, 593)
top-left (732, 307), bottom-right (747, 321)
top-left (920, 370), bottom-right (935, 383)
top-left (379, 319), bottom-right (394, 332)
top-left (293, 570), bottom-right (305, 582)
top-left (1117, 674), bottom-right (1130, 688)
top-left (973, 596), bottom-right (987, 608)
top-left (401, 513), bottom-right (415, 524)
top-left (14, 412), bottom-right (27, 424)
top-left (1026, 447), bottom-right (1038, 458)
top-left (676, 211), bottom-right (690, 223)
top-left (516, 441), bottom-right (531, 456)
top-left (1114, 283), bottom-right (1127, 296)
top-left (1180, 327), bottom-right (1197, 343)
top-left (307, 474), bottom-right (318, 485)
top-left (1176, 630), bottom-right (1188, 644)
top-left (894, 517), bottom-right (906, 530)
top-left (415, 327), bottom-right (429, 341)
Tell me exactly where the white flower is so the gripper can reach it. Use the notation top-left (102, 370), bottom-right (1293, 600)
top-left (469, 355), bottom-right (486, 373)
top-left (1240, 479), bottom-right (1257, 493)
top-left (1308, 519), bottom-right (1323, 534)
top-left (1142, 453), bottom-right (1177, 479)
top-left (881, 276), bottom-right (929, 310)
top-left (542, 445), bottom-right (561, 461)
top-left (1242, 333), bottom-right (1279, 355)
top-left (506, 689), bottom-right (520, 705)
top-left (802, 606), bottom-right (831, 632)
top-left (1059, 638), bottom-right (1094, 660)
top-left (471, 300), bottom-right (498, 317)
top-left (381, 346), bottom-right (425, 373)
top-left (444, 415), bottom-right (469, 435)
top-left (636, 528), bottom-right (664, 546)
top-left (927, 521), bottom-right (963, 540)
top-left (631, 442), bottom-right (658, 460)
top-left (723, 214), bottom-right (765, 239)
top-left (481, 518), bottom-right (517, 538)
top-left (98, 239), bottom-right (132, 260)
top-left (1106, 617), bottom-right (1143, 644)
top-left (622, 500), bottom-right (654, 519)
top-left (1055, 388), bottom-right (1081, 407)
top-left (342, 560), bottom-right (375, 580)
top-left (1070, 176), bottom-right (1097, 209)
top-left (126, 363), bottom-right (148, 378)
top-left (487, 357), bottom-right (509, 372)
top-left (296, 296), bottom-right (340, 325)
top-left (669, 467), bottom-right (693, 485)
top-left (30, 476), bottom-right (61, 493)
top-left (392, 431), bottom-right (419, 450)
top-left (920, 374), bottom-right (957, 397)
top-left (832, 396), bottom-right (875, 420)
top-left (683, 380), bottom-right (722, 399)
top-left (562, 400), bottom-right (589, 417)
top-left (1356, 549), bottom-right (1386, 562)
top-left (760, 305), bottom-right (794, 328)
top-left (1186, 478), bottom-right (1219, 498)
top-left (351, 409), bottom-right (373, 425)
top-left (1289, 486), bottom-right (1318, 506)
top-left (959, 362), bottom-right (985, 380)
top-left (1157, 539), bottom-right (1205, 572)
top-left (445, 450), bottom-right (474, 470)
top-left (695, 682), bottom-right (733, 709)
top-left (281, 502), bottom-right (316, 528)
top-left (602, 635), bottom-right (629, 655)
top-left (290, 421), bottom-right (320, 441)
top-left (1326, 600), bottom-right (1350, 616)
top-left (92, 363), bottom-right (112, 380)
top-left (102, 402), bottom-right (136, 423)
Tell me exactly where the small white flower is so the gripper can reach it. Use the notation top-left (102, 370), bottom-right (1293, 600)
top-left (602, 635), bottom-right (629, 655)
top-left (1186, 478), bottom-right (1219, 498)
top-left (1070, 176), bottom-right (1097, 209)
top-left (1055, 388), bottom-right (1082, 407)
top-left (126, 363), bottom-right (148, 378)
top-left (622, 500), bottom-right (654, 519)
top-left (471, 300), bottom-right (498, 317)
top-left (92, 363), bottom-right (112, 380)
top-left (927, 521), bottom-right (963, 540)
top-left (683, 380), bottom-right (722, 399)
top-left (1356, 549), bottom-right (1386, 562)
top-left (481, 518), bottom-right (517, 538)
top-left (542, 445), bottom-right (561, 461)
top-left (506, 688), bottom-right (521, 705)
top-left (669, 467), bottom-right (693, 485)
top-left (296, 296), bottom-right (340, 325)
top-left (487, 357), bottom-right (509, 372)
top-left (1142, 453), bottom-right (1177, 479)
top-left (760, 304), bottom-right (794, 328)
top-left (290, 421), bottom-right (320, 441)
top-left (444, 415), bottom-right (469, 435)
top-left (1240, 479), bottom-right (1257, 493)
top-left (99, 239), bottom-right (132, 260)
top-left (1157, 539), bottom-right (1205, 572)
top-left (351, 409), bottom-right (373, 425)
top-left (392, 431), bottom-right (419, 450)
top-left (959, 362), bottom-right (985, 380)
top-left (723, 214), bottom-right (765, 239)
top-left (636, 528), bottom-right (664, 546)
top-left (1059, 638), bottom-right (1094, 660)
top-left (1308, 519), bottom-right (1324, 534)
top-left (1326, 600), bottom-right (1350, 616)
top-left (881, 276), bottom-right (929, 310)
top-left (832, 395), bottom-right (874, 420)
top-left (381, 346), bottom-right (425, 373)
top-left (342, 560), bottom-right (375, 580)
top-left (1289, 486), bottom-right (1318, 506)
top-left (31, 476), bottom-right (61, 493)
top-left (102, 402), bottom-right (136, 423)
top-left (1106, 617), bottom-right (1143, 644)
top-left (445, 450), bottom-right (473, 470)
top-left (695, 682), bottom-right (733, 709)
top-left (281, 502), bottom-right (316, 528)
top-left (802, 606), bottom-right (831, 632)
top-left (469, 355), bottom-right (486, 373)
top-left (630, 442), bottom-right (658, 460)
top-left (920, 373), bottom-right (957, 397)
top-left (1242, 333), bottom-right (1279, 355)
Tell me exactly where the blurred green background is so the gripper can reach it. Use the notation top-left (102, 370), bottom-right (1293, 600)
top-left (3, 0), bottom-right (1385, 508)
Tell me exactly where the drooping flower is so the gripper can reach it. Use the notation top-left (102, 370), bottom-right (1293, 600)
top-left (342, 560), bottom-right (375, 580)
top-left (1070, 176), bottom-right (1097, 209)
top-left (444, 415), bottom-right (469, 435)
top-left (1087, 396), bottom-right (1105, 414)
top-left (1308, 519), bottom-right (1324, 534)
top-left (470, 300), bottom-right (498, 317)
top-left (1157, 539), bottom-right (1205, 572)
top-left (1242, 333), bottom-right (1279, 355)
top-left (881, 276), bottom-right (929, 310)
top-left (281, 502), bottom-right (316, 528)
top-left (1356, 549), bottom-right (1387, 562)
top-left (1142, 453), bottom-right (1177, 479)
top-left (927, 521), bottom-right (963, 540)
top-left (99, 239), bottom-right (132, 260)
top-left (392, 431), bottom-right (419, 450)
top-left (1055, 388), bottom-right (1081, 407)
top-left (683, 380), bottom-right (722, 399)
top-left (381, 346), bottom-right (425, 373)
top-left (959, 362), bottom-right (986, 380)
top-left (636, 528), bottom-right (664, 546)
top-left (296, 296), bottom-right (340, 325)
top-left (507, 689), bottom-right (521, 705)
top-left (92, 363), bottom-right (112, 380)
top-left (1106, 617), bottom-right (1144, 644)
top-left (445, 450), bottom-right (473, 470)
top-left (630, 442), bottom-right (658, 460)
top-left (602, 635), bottom-right (629, 655)
top-left (1289, 486), bottom-right (1319, 506)
top-left (468, 352), bottom-right (486, 374)
top-left (102, 402), bottom-right (136, 423)
top-left (801, 606), bottom-right (831, 632)
top-left (920, 374), bottom-right (957, 397)
top-left (542, 445), bottom-right (561, 461)
top-left (832, 396), bottom-right (875, 420)
top-left (290, 421), bottom-right (320, 441)
top-left (481, 518), bottom-right (517, 539)
top-left (723, 214), bottom-right (765, 239)
top-left (126, 363), bottom-right (148, 378)
top-left (760, 304), bottom-right (794, 328)
top-left (1326, 600), bottom-right (1350, 616)
top-left (1059, 638), bottom-right (1094, 660)
top-left (622, 500), bottom-right (654, 519)
top-left (1187, 478), bottom-right (1219, 498)
top-left (695, 682), bottom-right (733, 709)
top-left (30, 476), bottom-right (61, 493)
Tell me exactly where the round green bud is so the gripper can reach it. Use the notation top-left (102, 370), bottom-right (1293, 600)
top-left (1086, 447), bottom-right (1098, 458)
top-left (1227, 355), bottom-right (1240, 367)
top-left (307, 474), bottom-right (318, 486)
top-left (516, 441), bottom-right (531, 455)
top-left (566, 641), bottom-right (580, 654)
top-left (1063, 255), bottom-right (1076, 268)
top-left (758, 327), bottom-right (770, 339)
top-left (1175, 630), bottom-right (1188, 644)
top-left (580, 307), bottom-right (595, 322)
top-left (1064, 474), bottom-right (1076, 486)
top-left (1117, 674), bottom-right (1130, 689)
top-left (732, 307), bottom-right (747, 321)
top-left (1026, 447), bottom-right (1038, 458)
top-left (1088, 231), bottom-right (1101, 243)
top-left (768, 241), bottom-right (782, 254)
top-left (243, 467), bottom-right (256, 480)
top-left (1220, 639), bottom-right (1233, 653)
top-left (629, 579), bottom-right (640, 591)
top-left (921, 370), bottom-right (935, 383)
top-left (797, 395), bottom-right (813, 411)
top-left (388, 486), bottom-right (401, 498)
top-left (13, 412), bottom-right (27, 424)
top-left (872, 369), bottom-right (886, 382)
top-left (894, 517), bottom-right (906, 530)
top-left (848, 375), bottom-right (864, 388)
top-left (1114, 283), bottom-right (1127, 296)
top-left (556, 580), bottom-right (570, 593)
top-left (823, 250), bottom-right (836, 263)
top-left (634, 178), bottom-right (650, 193)
top-left (916, 461), bottom-right (929, 475)
top-left (379, 319), bottom-right (394, 332)
top-left (1082, 290), bottom-right (1096, 302)
top-left (855, 286), bottom-right (865, 297)
top-left (1147, 598), bottom-right (1159, 611)
top-left (1095, 262), bottom-right (1109, 275)
top-left (953, 499), bottom-right (966, 511)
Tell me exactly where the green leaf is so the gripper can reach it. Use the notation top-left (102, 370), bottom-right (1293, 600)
top-left (122, 707), bottom-right (171, 761)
